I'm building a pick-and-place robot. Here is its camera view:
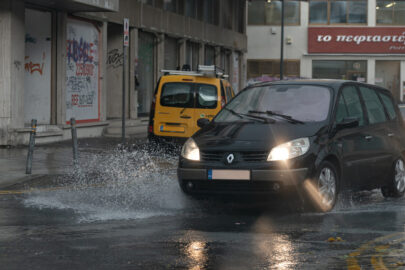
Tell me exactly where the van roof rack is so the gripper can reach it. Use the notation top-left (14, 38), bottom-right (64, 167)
top-left (160, 65), bottom-right (229, 79)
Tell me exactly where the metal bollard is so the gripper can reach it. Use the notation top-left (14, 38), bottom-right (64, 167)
top-left (26, 119), bottom-right (37, 175)
top-left (70, 118), bottom-right (78, 164)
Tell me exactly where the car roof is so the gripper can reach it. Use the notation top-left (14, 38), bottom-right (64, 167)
top-left (246, 79), bottom-right (391, 94)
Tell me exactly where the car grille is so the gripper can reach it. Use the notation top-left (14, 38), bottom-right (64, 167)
top-left (200, 151), bottom-right (268, 162)
top-left (190, 180), bottom-right (280, 193)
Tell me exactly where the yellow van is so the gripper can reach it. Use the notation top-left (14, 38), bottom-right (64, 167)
top-left (148, 66), bottom-right (235, 142)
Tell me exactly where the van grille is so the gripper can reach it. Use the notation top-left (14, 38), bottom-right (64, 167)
top-left (200, 151), bottom-right (268, 162)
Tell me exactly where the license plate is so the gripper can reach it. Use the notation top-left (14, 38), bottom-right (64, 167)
top-left (208, 169), bottom-right (250, 180)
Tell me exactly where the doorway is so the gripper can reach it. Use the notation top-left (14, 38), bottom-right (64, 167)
top-left (375, 60), bottom-right (400, 102)
top-left (24, 8), bottom-right (52, 125)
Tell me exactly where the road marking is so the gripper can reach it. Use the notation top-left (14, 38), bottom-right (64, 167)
top-left (346, 233), bottom-right (405, 270)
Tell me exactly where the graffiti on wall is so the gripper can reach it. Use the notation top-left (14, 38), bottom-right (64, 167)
top-left (24, 52), bottom-right (46, 75)
top-left (65, 18), bottom-right (100, 123)
top-left (107, 49), bottom-right (123, 69)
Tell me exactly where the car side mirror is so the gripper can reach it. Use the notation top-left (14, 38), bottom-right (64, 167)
top-left (197, 118), bottom-right (210, 128)
top-left (336, 117), bottom-right (359, 130)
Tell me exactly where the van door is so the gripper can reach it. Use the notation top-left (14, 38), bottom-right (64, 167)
top-left (154, 82), bottom-right (196, 138)
top-left (193, 83), bottom-right (220, 134)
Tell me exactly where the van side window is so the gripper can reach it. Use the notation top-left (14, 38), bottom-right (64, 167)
top-left (378, 92), bottom-right (397, 121)
top-left (225, 86), bottom-right (233, 102)
top-left (220, 82), bottom-right (226, 101)
top-left (359, 86), bottom-right (387, 124)
top-left (341, 86), bottom-right (365, 126)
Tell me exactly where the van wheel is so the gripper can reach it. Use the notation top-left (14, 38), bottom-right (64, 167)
top-left (381, 158), bottom-right (405, 198)
top-left (306, 161), bottom-right (339, 212)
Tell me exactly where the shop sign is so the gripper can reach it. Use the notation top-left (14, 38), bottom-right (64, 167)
top-left (66, 17), bottom-right (100, 124)
top-left (308, 27), bottom-right (405, 54)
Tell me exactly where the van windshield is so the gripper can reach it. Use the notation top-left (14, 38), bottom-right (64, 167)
top-left (214, 84), bottom-right (331, 123)
top-left (160, 83), bottom-right (218, 109)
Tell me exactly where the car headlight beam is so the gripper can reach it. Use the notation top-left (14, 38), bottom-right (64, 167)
top-left (267, 137), bottom-right (310, 161)
top-left (181, 138), bottom-right (200, 161)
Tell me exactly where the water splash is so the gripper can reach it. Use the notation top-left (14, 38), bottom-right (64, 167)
top-left (23, 143), bottom-right (194, 222)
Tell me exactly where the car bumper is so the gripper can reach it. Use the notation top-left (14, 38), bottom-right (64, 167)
top-left (178, 167), bottom-right (309, 194)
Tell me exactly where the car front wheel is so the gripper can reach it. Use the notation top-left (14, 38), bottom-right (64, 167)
top-left (305, 161), bottom-right (338, 212)
top-left (381, 158), bottom-right (405, 198)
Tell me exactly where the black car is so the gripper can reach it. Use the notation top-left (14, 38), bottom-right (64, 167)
top-left (177, 80), bottom-right (405, 212)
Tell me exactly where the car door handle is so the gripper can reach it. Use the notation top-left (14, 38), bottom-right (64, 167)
top-left (180, 115), bottom-right (191, 119)
top-left (364, 135), bottom-right (373, 141)
top-left (387, 133), bottom-right (395, 137)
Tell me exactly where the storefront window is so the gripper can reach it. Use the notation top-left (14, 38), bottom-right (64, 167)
top-left (312, 60), bottom-right (367, 82)
top-left (247, 60), bottom-right (300, 79)
top-left (309, 0), bottom-right (367, 24)
top-left (248, 0), bottom-right (300, 25)
top-left (376, 1), bottom-right (405, 25)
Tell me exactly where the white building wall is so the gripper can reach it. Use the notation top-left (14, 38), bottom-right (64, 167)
top-left (247, 2), bottom-right (308, 61)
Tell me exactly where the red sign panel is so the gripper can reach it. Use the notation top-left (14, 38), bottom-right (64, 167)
top-left (308, 27), bottom-right (405, 54)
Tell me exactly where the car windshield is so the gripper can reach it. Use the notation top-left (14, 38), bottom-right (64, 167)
top-left (214, 84), bottom-right (332, 123)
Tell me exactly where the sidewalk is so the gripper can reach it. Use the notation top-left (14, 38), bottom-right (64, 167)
top-left (0, 137), bottom-right (146, 189)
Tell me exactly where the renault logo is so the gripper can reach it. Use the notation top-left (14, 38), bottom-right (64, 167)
top-left (226, 154), bottom-right (235, 164)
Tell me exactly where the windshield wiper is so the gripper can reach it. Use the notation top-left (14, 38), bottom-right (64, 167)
top-left (248, 110), bottom-right (304, 124)
top-left (224, 108), bottom-right (275, 123)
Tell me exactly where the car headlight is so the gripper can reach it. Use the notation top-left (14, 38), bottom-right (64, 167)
top-left (181, 137), bottom-right (200, 161)
top-left (267, 137), bottom-right (310, 161)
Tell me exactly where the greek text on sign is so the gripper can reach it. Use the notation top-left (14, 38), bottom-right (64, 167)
top-left (308, 27), bottom-right (405, 54)
top-left (123, 18), bottom-right (129, 47)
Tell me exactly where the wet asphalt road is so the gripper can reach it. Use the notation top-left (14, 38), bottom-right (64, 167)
top-left (0, 147), bottom-right (405, 269)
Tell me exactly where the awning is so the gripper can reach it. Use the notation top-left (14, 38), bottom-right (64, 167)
top-left (25, 0), bottom-right (119, 12)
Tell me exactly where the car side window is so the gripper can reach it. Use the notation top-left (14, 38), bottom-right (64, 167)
top-left (359, 86), bottom-right (387, 124)
top-left (378, 92), bottom-right (397, 121)
top-left (341, 86), bottom-right (365, 126)
top-left (335, 95), bottom-right (348, 123)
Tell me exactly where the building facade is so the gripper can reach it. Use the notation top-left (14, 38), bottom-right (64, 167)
top-left (247, 0), bottom-right (405, 102)
top-left (0, 0), bottom-right (247, 145)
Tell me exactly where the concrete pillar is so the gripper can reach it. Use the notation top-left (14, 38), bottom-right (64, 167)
top-left (400, 61), bottom-right (405, 102)
top-left (179, 39), bottom-right (187, 69)
top-left (214, 46), bottom-right (221, 67)
top-left (129, 27), bottom-right (138, 119)
top-left (301, 57), bottom-right (312, 79)
top-left (56, 12), bottom-right (67, 125)
top-left (368, 0), bottom-right (376, 27)
top-left (100, 21), bottom-right (108, 122)
top-left (0, 0), bottom-right (25, 145)
top-left (367, 59), bottom-right (376, 85)
top-left (156, 33), bottom-right (164, 82)
top-left (240, 52), bottom-right (247, 90)
top-left (199, 43), bottom-right (205, 66)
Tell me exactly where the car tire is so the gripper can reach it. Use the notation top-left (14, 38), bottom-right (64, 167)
top-left (381, 158), bottom-right (405, 198)
top-left (306, 161), bottom-right (339, 212)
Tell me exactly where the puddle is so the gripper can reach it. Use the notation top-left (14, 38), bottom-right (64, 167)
top-left (23, 144), bottom-right (195, 222)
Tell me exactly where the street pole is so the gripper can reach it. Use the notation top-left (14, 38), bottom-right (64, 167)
top-left (70, 118), bottom-right (78, 165)
top-left (280, 0), bottom-right (285, 80)
top-left (26, 119), bottom-right (37, 175)
top-left (122, 18), bottom-right (129, 146)
top-left (122, 44), bottom-right (126, 145)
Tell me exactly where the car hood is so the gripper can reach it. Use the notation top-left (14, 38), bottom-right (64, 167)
top-left (194, 121), bottom-right (327, 152)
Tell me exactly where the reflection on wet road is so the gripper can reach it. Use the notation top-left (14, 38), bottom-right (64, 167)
top-left (0, 146), bottom-right (404, 269)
